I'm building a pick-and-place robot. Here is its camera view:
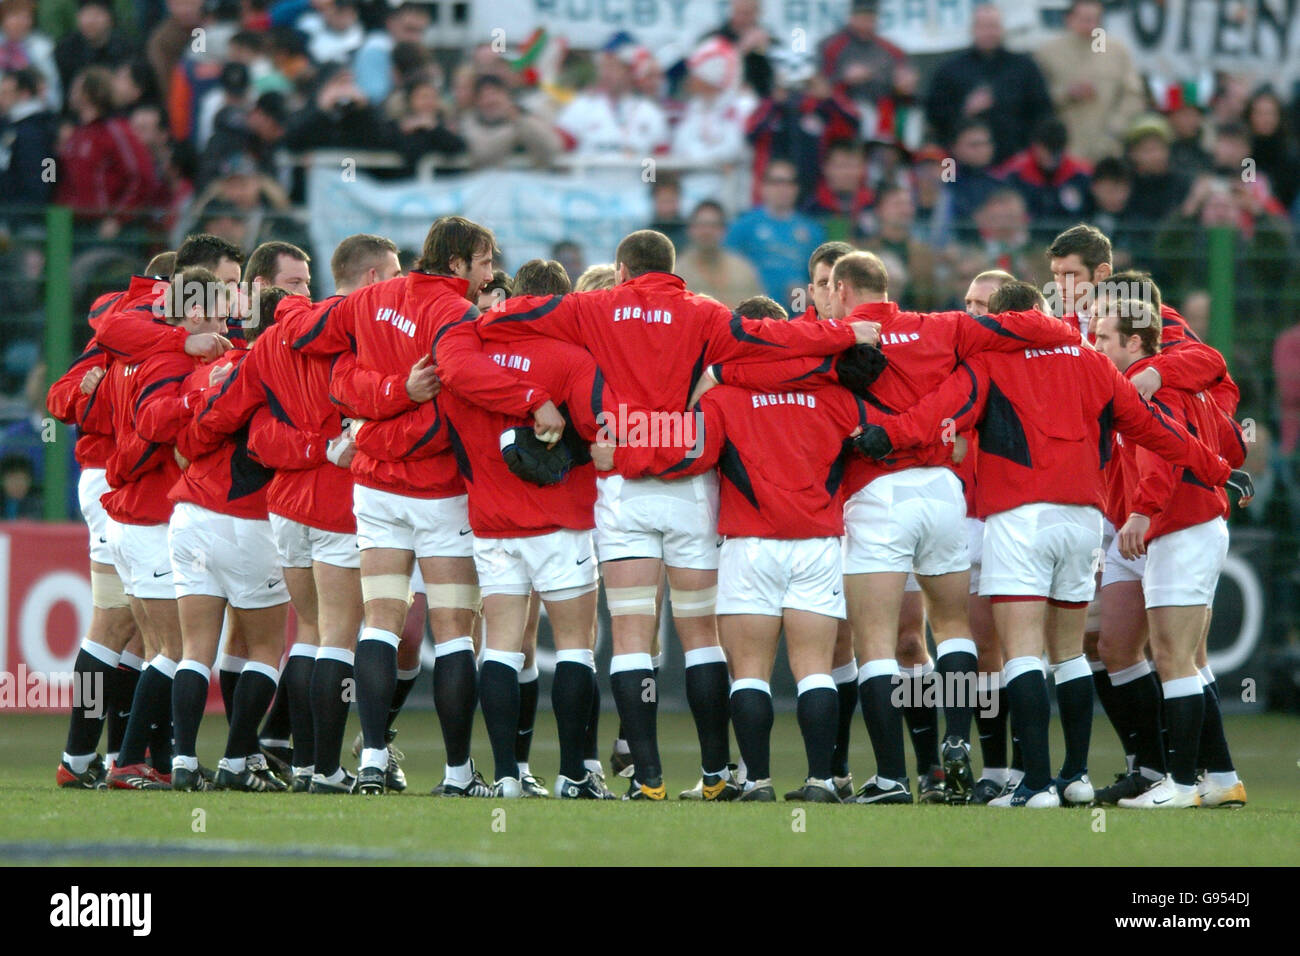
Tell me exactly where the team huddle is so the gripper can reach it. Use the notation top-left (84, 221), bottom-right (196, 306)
top-left (48, 215), bottom-right (1252, 807)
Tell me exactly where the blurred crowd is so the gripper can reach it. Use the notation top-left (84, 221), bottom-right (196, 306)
top-left (2, 0), bottom-right (1300, 517)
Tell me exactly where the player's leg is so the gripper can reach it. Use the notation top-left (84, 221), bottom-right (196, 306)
top-left (987, 598), bottom-right (1055, 805)
top-left (970, 587), bottom-right (1008, 802)
top-left (918, 569), bottom-right (979, 803)
top-left (221, 613), bottom-right (248, 724)
top-left (1045, 600), bottom-right (1095, 804)
top-left (168, 592), bottom-right (225, 788)
top-left (280, 560), bottom-right (320, 787)
top-left (546, 577), bottom-right (609, 799)
top-left (828, 615), bottom-right (857, 798)
top-left (722, 613), bottom-right (781, 801)
top-left (846, 570), bottom-right (910, 801)
top-left (516, 590), bottom-right (542, 790)
top-left (601, 555), bottom-right (665, 798)
top-left (221, 600), bottom-right (289, 791)
top-left (108, 630), bottom-right (145, 769)
top-left (310, 557), bottom-right (363, 793)
top-left (1193, 613), bottom-right (1245, 807)
top-left (895, 583), bottom-right (942, 800)
top-left (478, 587), bottom-right (530, 796)
top-left (667, 562), bottom-right (732, 792)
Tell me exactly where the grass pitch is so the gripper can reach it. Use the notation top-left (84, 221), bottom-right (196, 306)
top-left (1, 709), bottom-right (1296, 866)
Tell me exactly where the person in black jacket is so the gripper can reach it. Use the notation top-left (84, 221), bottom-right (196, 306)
top-left (0, 67), bottom-right (57, 223)
top-left (53, 0), bottom-right (135, 101)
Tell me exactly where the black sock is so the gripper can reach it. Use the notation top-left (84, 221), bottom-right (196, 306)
top-left (107, 663), bottom-right (140, 757)
top-left (684, 658), bottom-right (731, 773)
top-left (936, 646), bottom-right (977, 742)
top-left (797, 684), bottom-right (839, 781)
top-left (283, 653), bottom-right (315, 768)
top-left (859, 670), bottom-right (907, 782)
top-left (975, 681), bottom-right (1008, 772)
top-left (433, 647), bottom-right (478, 767)
top-left (480, 660), bottom-right (521, 782)
top-left (258, 667), bottom-right (291, 742)
top-left (1163, 685), bottom-right (1205, 786)
top-left (616, 721), bottom-right (626, 744)
top-left (171, 665), bottom-right (210, 760)
top-left (1198, 682), bottom-right (1235, 773)
top-left (63, 647), bottom-right (115, 757)
top-left (1053, 669), bottom-right (1093, 779)
top-left (387, 669), bottom-right (418, 733)
top-left (310, 653), bottom-right (353, 777)
top-left (553, 662), bottom-right (593, 780)
top-left (226, 668), bottom-right (278, 759)
top-left (1155, 674), bottom-right (1171, 764)
top-left (1006, 669), bottom-right (1051, 791)
top-left (610, 660), bottom-right (660, 782)
top-left (148, 717), bottom-right (173, 771)
top-left (730, 686), bottom-right (773, 781)
top-left (1092, 667), bottom-right (1131, 757)
top-left (831, 675), bottom-right (857, 777)
top-left (1112, 669), bottom-right (1164, 775)
top-left (355, 635), bottom-right (398, 752)
top-left (219, 664), bottom-right (241, 725)
top-left (516, 671), bottom-right (539, 764)
top-left (117, 664), bottom-right (172, 767)
top-left (583, 670), bottom-right (600, 762)
top-left (901, 669), bottom-right (939, 775)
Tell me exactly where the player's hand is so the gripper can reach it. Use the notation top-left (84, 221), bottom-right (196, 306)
top-left (405, 355), bottom-right (440, 403)
top-left (1226, 468), bottom-right (1254, 506)
top-left (208, 361), bottom-right (234, 388)
top-left (326, 433), bottom-right (355, 469)
top-left (853, 424), bottom-right (893, 460)
top-left (851, 320), bottom-right (881, 347)
top-left (79, 366), bottom-right (105, 395)
top-left (951, 433), bottom-right (968, 465)
top-left (689, 367), bottom-right (718, 408)
top-left (185, 332), bottom-right (233, 362)
top-left (1117, 513), bottom-right (1150, 560)
top-left (347, 418), bottom-right (367, 440)
top-left (590, 441), bottom-right (616, 471)
top-left (173, 447), bottom-right (190, 470)
top-left (533, 400), bottom-right (565, 445)
top-left (1131, 366), bottom-right (1161, 400)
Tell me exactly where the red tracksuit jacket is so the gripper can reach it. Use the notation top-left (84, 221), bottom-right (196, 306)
top-left (878, 345), bottom-right (1231, 519)
top-left (615, 384), bottom-right (869, 540)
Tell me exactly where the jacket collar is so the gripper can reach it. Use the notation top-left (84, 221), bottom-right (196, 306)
top-left (408, 270), bottom-right (470, 299)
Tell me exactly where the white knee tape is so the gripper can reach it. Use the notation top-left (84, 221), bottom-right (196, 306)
top-left (670, 585), bottom-right (717, 618)
top-left (361, 573), bottom-right (412, 603)
top-left (426, 583), bottom-right (482, 612)
top-left (90, 570), bottom-right (130, 609)
top-left (541, 582), bottom-right (598, 603)
top-left (605, 585), bottom-right (658, 617)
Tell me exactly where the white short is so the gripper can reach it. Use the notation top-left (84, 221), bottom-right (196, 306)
top-left (717, 536), bottom-right (845, 619)
top-left (966, 517), bottom-right (985, 594)
top-left (842, 468), bottom-right (969, 576)
top-left (105, 518), bottom-right (174, 600)
top-left (594, 472), bottom-right (720, 570)
top-left (980, 503), bottom-right (1103, 603)
top-left (78, 469), bottom-right (113, 565)
top-left (353, 485), bottom-right (473, 558)
top-left (473, 528), bottom-right (598, 597)
top-left (169, 502), bottom-right (289, 608)
top-left (269, 513), bottom-right (360, 570)
top-left (1144, 517), bottom-right (1228, 609)
top-left (1101, 533), bottom-right (1146, 588)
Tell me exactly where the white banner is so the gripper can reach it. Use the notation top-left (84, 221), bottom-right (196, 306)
top-left (307, 166), bottom-right (653, 294)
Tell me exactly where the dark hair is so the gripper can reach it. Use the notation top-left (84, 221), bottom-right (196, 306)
top-left (220, 61), bottom-right (250, 96)
top-left (267, 26), bottom-right (309, 58)
top-left (736, 295), bottom-right (788, 320)
top-left (175, 234), bottom-right (245, 271)
top-left (1032, 117), bottom-right (1068, 153)
top-left (690, 199), bottom-right (726, 221)
top-left (144, 250), bottom-right (176, 277)
top-left (952, 117), bottom-right (992, 144)
top-left (391, 41), bottom-right (432, 80)
top-left (808, 240), bottom-right (855, 279)
top-left (651, 173), bottom-right (682, 195)
top-left (988, 280), bottom-right (1047, 313)
top-left (1097, 269), bottom-right (1163, 313)
top-left (615, 229), bottom-right (675, 277)
top-left (415, 216), bottom-right (499, 275)
top-left (253, 90), bottom-right (288, 125)
top-left (1100, 298), bottom-right (1162, 355)
top-left (825, 137), bottom-right (861, 158)
top-left (165, 267), bottom-right (221, 322)
top-left (75, 66), bottom-right (116, 116)
top-left (0, 454), bottom-right (33, 479)
top-left (249, 287), bottom-right (289, 343)
top-left (1091, 156), bottom-right (1131, 183)
top-left (473, 73), bottom-right (508, 96)
top-left (831, 251), bottom-right (889, 295)
top-left (512, 260), bottom-right (571, 297)
top-left (1047, 223), bottom-right (1112, 272)
top-left (6, 66), bottom-right (42, 98)
top-left (331, 233), bottom-right (399, 287)
top-left (1214, 120), bottom-right (1250, 142)
top-left (229, 29), bottom-right (266, 53)
top-left (246, 240), bottom-right (309, 285)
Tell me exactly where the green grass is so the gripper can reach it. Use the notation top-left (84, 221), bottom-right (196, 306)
top-left (2, 709), bottom-right (1297, 866)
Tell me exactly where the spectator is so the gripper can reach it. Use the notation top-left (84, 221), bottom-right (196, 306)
top-left (676, 199), bottom-right (762, 306)
top-left (0, 0), bottom-right (58, 110)
top-left (282, 64), bottom-right (400, 153)
top-left (857, 59), bottom-right (925, 155)
top-left (925, 3), bottom-right (1052, 164)
top-left (393, 75), bottom-right (466, 174)
top-left (354, 0), bottom-right (430, 104)
top-left (458, 73), bottom-right (559, 168)
top-left (199, 89), bottom-right (287, 189)
top-left (0, 454), bottom-right (40, 519)
top-left (187, 151), bottom-right (312, 257)
top-left (908, 143), bottom-right (955, 247)
top-left (298, 0), bottom-right (364, 66)
top-left (555, 33), bottom-right (667, 158)
top-left (801, 138), bottom-right (873, 236)
top-left (56, 65), bottom-right (159, 238)
top-left (995, 116), bottom-right (1092, 224)
top-left (551, 240), bottom-right (584, 284)
top-left (702, 0), bottom-right (773, 99)
top-left (0, 67), bottom-right (57, 215)
top-left (817, 0), bottom-right (906, 105)
top-left (265, 25), bottom-right (317, 113)
top-left (1082, 156), bottom-right (1139, 266)
top-left (1211, 121), bottom-right (1287, 218)
top-left (862, 184), bottom-right (939, 309)
top-left (670, 37), bottom-right (755, 167)
top-left (195, 60), bottom-right (252, 152)
top-left (111, 58), bottom-right (159, 111)
top-left (946, 118), bottom-right (1002, 232)
top-left (1274, 318), bottom-right (1300, 456)
top-left (1244, 87), bottom-right (1300, 212)
top-left (146, 0), bottom-right (204, 103)
top-left (962, 187), bottom-right (1046, 288)
top-left (1208, 73), bottom-right (1250, 128)
top-left (227, 30), bottom-right (275, 94)
top-left (38, 0), bottom-right (136, 44)
top-left (1034, 0), bottom-right (1145, 164)
top-left (128, 101), bottom-right (182, 224)
top-left (725, 158), bottom-right (825, 305)
top-left (1181, 289), bottom-right (1211, 341)
top-left (1122, 114), bottom-right (1190, 225)
top-left (1162, 91), bottom-right (1213, 174)
top-left (53, 0), bottom-right (135, 101)
top-left (648, 175), bottom-right (687, 249)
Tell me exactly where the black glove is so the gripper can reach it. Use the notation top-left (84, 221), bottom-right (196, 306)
top-left (1226, 468), bottom-right (1254, 502)
top-left (501, 428), bottom-right (574, 486)
top-left (836, 344), bottom-right (889, 397)
top-left (853, 424), bottom-right (893, 460)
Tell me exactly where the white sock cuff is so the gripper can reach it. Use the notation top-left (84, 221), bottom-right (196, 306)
top-left (519, 664), bottom-right (540, 682)
top-left (1003, 656), bottom-right (1043, 685)
top-left (796, 673), bottom-right (836, 695)
top-left (831, 659), bottom-right (859, 684)
top-left (359, 626), bottom-right (400, 650)
top-left (555, 648), bottom-right (596, 671)
top-left (288, 642), bottom-right (316, 659)
top-left (1108, 659), bottom-right (1153, 686)
top-left (119, 651), bottom-right (145, 671)
top-left (651, 652), bottom-right (664, 670)
top-left (483, 648), bottom-right (525, 672)
top-left (243, 660), bottom-right (280, 683)
top-left (177, 659), bottom-right (210, 680)
top-left (1162, 675), bottom-right (1203, 700)
top-left (1050, 654), bottom-right (1092, 684)
top-left (936, 638), bottom-right (977, 659)
top-left (316, 646), bottom-right (355, 665)
top-left (218, 653), bottom-right (246, 672)
top-left (434, 636), bottom-right (474, 657)
top-left (731, 677), bottom-right (771, 696)
top-left (396, 665), bottom-right (422, 681)
top-left (81, 639), bottom-right (120, 668)
top-left (858, 658), bottom-right (900, 683)
top-left (610, 652), bottom-right (653, 675)
top-left (148, 655), bottom-right (177, 678)
top-left (1199, 665), bottom-right (1215, 685)
top-left (683, 646), bottom-right (727, 668)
